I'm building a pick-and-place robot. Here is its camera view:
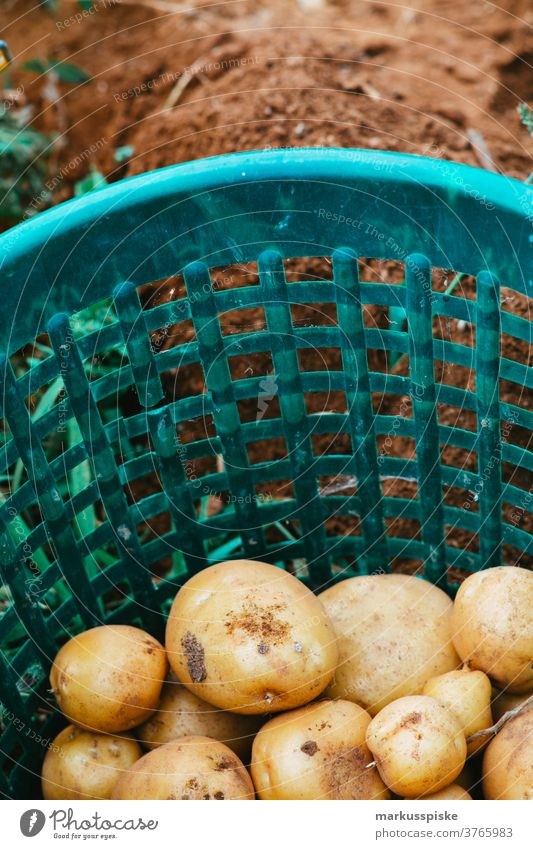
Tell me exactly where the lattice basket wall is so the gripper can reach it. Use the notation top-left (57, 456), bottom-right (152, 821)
top-left (0, 149), bottom-right (531, 799)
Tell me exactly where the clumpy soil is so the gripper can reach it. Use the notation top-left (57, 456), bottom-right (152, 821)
top-left (2, 0), bottom-right (532, 575)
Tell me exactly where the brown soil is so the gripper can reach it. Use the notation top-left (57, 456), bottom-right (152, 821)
top-left (2, 0), bottom-right (532, 576)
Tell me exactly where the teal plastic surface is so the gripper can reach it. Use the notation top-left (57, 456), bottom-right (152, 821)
top-left (0, 148), bottom-right (531, 798)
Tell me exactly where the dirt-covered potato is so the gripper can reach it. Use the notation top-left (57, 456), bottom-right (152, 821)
top-left (366, 695), bottom-right (467, 798)
top-left (111, 736), bottom-right (255, 799)
top-left (452, 566), bottom-right (533, 693)
top-left (320, 574), bottom-right (460, 715)
top-left (251, 699), bottom-right (389, 800)
top-left (50, 625), bottom-right (168, 733)
top-left (420, 784), bottom-right (472, 800)
top-left (166, 560), bottom-right (338, 714)
top-left (137, 677), bottom-right (262, 761)
top-left (483, 707), bottom-right (533, 800)
top-left (423, 667), bottom-right (492, 755)
top-left (42, 725), bottom-right (142, 800)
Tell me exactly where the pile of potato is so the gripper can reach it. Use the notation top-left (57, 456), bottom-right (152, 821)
top-left (42, 561), bottom-right (533, 800)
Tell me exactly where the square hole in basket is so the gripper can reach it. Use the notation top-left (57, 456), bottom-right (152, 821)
top-left (437, 403), bottom-right (477, 432)
top-left (440, 443), bottom-right (477, 473)
top-left (366, 346), bottom-right (389, 374)
top-left (373, 390), bottom-right (412, 417)
top-left (125, 469), bottom-right (163, 506)
top-left (382, 478), bottom-right (418, 500)
top-left (445, 523), bottom-right (479, 553)
top-left (311, 431), bottom-right (352, 456)
top-left (325, 514), bottom-right (362, 538)
top-left (283, 256), bottom-right (332, 283)
top-left (502, 499), bottom-right (532, 532)
top-left (140, 274), bottom-right (186, 310)
top-left (298, 347), bottom-right (342, 373)
top-left (389, 556), bottom-right (424, 575)
top-left (502, 541), bottom-right (533, 570)
top-left (184, 454), bottom-right (221, 484)
top-left (151, 317), bottom-right (196, 353)
top-left (319, 474), bottom-right (357, 497)
top-left (305, 390), bottom-right (347, 415)
top-left (443, 484), bottom-right (478, 513)
top-left (101, 580), bottom-right (133, 612)
top-left (211, 262), bottom-right (260, 291)
top-left (502, 460), bottom-right (532, 494)
top-left (435, 359), bottom-right (475, 390)
top-left (265, 517), bottom-right (303, 545)
top-left (177, 413), bottom-right (216, 444)
top-left (238, 395), bottom-right (281, 423)
top-left (247, 437), bottom-right (287, 464)
top-left (290, 302), bottom-right (338, 329)
top-left (377, 434), bottom-right (416, 462)
top-left (136, 509), bottom-right (172, 545)
top-left (386, 515), bottom-right (421, 541)
top-left (255, 478), bottom-right (295, 502)
top-left (228, 350), bottom-right (274, 381)
top-left (220, 306), bottom-right (266, 336)
top-left (433, 314), bottom-right (476, 349)
top-left (162, 361), bottom-right (206, 403)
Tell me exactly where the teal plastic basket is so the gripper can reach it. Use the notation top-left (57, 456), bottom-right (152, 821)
top-left (0, 149), bottom-right (531, 798)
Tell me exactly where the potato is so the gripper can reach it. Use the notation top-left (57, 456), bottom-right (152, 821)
top-left (42, 725), bottom-right (142, 800)
top-left (366, 695), bottom-right (467, 798)
top-left (111, 736), bottom-right (255, 799)
top-left (166, 560), bottom-right (338, 714)
top-left (251, 699), bottom-right (389, 800)
top-left (319, 574), bottom-right (460, 715)
top-left (420, 784), bottom-right (472, 800)
top-left (50, 625), bottom-right (168, 733)
top-left (492, 688), bottom-right (533, 722)
top-left (423, 667), bottom-right (492, 755)
top-left (137, 677), bottom-right (262, 761)
top-left (452, 566), bottom-right (533, 693)
top-left (483, 707), bottom-right (533, 800)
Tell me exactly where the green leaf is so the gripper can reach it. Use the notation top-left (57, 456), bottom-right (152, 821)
top-left (24, 57), bottom-right (90, 83)
top-left (74, 166), bottom-right (108, 196)
top-left (518, 103), bottom-right (533, 137)
top-left (50, 60), bottom-right (91, 84)
top-left (114, 145), bottom-right (135, 163)
top-left (23, 58), bottom-right (49, 75)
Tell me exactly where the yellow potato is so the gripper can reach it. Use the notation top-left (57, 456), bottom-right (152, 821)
top-left (50, 625), bottom-right (167, 733)
top-left (137, 677), bottom-right (262, 761)
top-left (366, 695), bottom-right (467, 798)
top-left (320, 574), bottom-right (460, 715)
top-left (111, 736), bottom-right (255, 799)
top-left (452, 566), bottom-right (533, 693)
top-left (251, 699), bottom-right (389, 800)
top-left (42, 725), bottom-right (142, 800)
top-left (483, 707), bottom-right (533, 800)
top-left (420, 784), bottom-right (472, 800)
top-left (166, 560), bottom-right (338, 714)
top-left (491, 688), bottom-right (533, 722)
top-left (423, 667), bottom-right (493, 755)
